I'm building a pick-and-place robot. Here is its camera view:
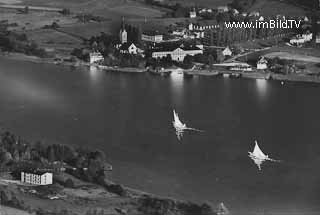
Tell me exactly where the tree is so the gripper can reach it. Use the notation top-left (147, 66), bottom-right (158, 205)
top-left (24, 6), bottom-right (29, 14)
top-left (183, 55), bottom-right (194, 69)
top-left (61, 8), bottom-right (71, 15)
top-left (208, 54), bottom-right (214, 70)
top-left (0, 151), bottom-right (12, 166)
top-left (64, 178), bottom-right (74, 188)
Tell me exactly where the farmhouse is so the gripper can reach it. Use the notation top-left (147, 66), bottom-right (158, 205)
top-left (21, 171), bottom-right (53, 185)
top-left (222, 47), bottom-right (232, 56)
top-left (152, 45), bottom-right (203, 62)
top-left (119, 43), bottom-right (143, 55)
top-left (257, 57), bottom-right (268, 70)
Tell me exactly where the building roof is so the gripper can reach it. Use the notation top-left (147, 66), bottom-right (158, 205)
top-left (22, 170), bottom-right (52, 175)
top-left (190, 19), bottom-right (218, 26)
top-left (142, 30), bottom-right (163, 36)
top-left (119, 42), bottom-right (136, 50)
top-left (153, 43), bottom-right (201, 52)
top-left (257, 57), bottom-right (268, 64)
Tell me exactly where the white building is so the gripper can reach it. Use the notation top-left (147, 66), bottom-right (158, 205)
top-left (199, 8), bottom-right (213, 14)
top-left (89, 52), bottom-right (104, 64)
top-left (119, 43), bottom-right (144, 55)
top-left (21, 172), bottom-right (53, 185)
top-left (189, 9), bottom-right (197, 18)
top-left (301, 32), bottom-right (313, 42)
top-left (142, 31), bottom-right (163, 43)
top-left (217, 6), bottom-right (229, 13)
top-left (188, 20), bottom-right (219, 38)
top-left (222, 47), bottom-right (232, 56)
top-left (257, 57), bottom-right (268, 70)
top-left (249, 11), bottom-right (259, 17)
top-left (232, 9), bottom-right (239, 15)
top-left (290, 32), bottom-right (313, 45)
top-left (152, 46), bottom-right (203, 62)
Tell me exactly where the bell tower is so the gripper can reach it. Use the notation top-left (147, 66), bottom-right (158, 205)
top-left (119, 17), bottom-right (127, 44)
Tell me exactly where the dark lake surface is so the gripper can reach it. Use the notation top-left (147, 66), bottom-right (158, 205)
top-left (1, 57), bottom-right (320, 215)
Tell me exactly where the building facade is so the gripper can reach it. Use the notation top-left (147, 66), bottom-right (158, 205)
top-left (89, 52), bottom-right (104, 64)
top-left (142, 32), bottom-right (163, 43)
top-left (152, 47), bottom-right (203, 62)
top-left (257, 57), bottom-right (268, 70)
top-left (222, 47), bottom-right (232, 56)
top-left (21, 172), bottom-right (53, 185)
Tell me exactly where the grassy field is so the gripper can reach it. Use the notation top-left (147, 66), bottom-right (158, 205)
top-left (60, 21), bottom-right (117, 38)
top-left (0, 9), bottom-right (77, 31)
top-left (26, 28), bottom-right (83, 57)
top-left (13, 0), bottom-right (165, 19)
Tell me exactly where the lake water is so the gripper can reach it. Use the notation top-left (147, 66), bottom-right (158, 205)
top-left (1, 58), bottom-right (320, 215)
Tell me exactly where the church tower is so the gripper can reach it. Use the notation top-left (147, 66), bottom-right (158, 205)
top-left (119, 17), bottom-right (127, 44)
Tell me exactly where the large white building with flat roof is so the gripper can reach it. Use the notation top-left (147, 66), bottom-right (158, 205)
top-left (152, 46), bottom-right (203, 62)
top-left (142, 31), bottom-right (163, 43)
top-left (21, 171), bottom-right (53, 185)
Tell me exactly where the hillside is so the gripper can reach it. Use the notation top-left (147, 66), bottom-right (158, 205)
top-left (248, 0), bottom-right (307, 17)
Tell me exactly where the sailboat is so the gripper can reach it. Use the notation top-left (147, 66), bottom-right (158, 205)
top-left (248, 140), bottom-right (280, 170)
top-left (172, 109), bottom-right (203, 140)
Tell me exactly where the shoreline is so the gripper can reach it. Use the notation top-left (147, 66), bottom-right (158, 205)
top-left (1, 52), bottom-right (320, 84)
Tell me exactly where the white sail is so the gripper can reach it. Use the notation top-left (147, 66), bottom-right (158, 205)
top-left (248, 140), bottom-right (280, 170)
top-left (173, 109), bottom-right (186, 129)
top-left (172, 109), bottom-right (203, 140)
top-left (252, 141), bottom-right (268, 159)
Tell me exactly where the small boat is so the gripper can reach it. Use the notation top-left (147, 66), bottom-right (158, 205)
top-left (248, 140), bottom-right (280, 170)
top-left (172, 109), bottom-right (203, 140)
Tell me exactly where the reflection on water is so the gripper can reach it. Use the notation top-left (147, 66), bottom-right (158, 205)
top-left (256, 79), bottom-right (268, 98)
top-left (0, 72), bottom-right (62, 109)
top-left (89, 66), bottom-right (100, 83)
top-left (170, 71), bottom-right (184, 105)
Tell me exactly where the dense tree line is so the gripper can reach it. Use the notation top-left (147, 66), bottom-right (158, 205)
top-left (0, 22), bottom-right (47, 57)
top-left (0, 130), bottom-right (109, 184)
top-left (230, 0), bottom-right (256, 12)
